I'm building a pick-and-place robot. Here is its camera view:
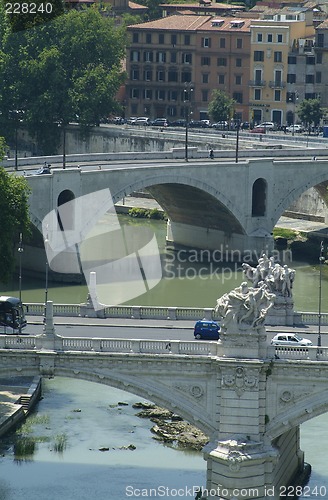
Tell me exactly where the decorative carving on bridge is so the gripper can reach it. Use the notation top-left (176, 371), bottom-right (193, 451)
top-left (242, 254), bottom-right (295, 298)
top-left (174, 383), bottom-right (205, 399)
top-left (215, 281), bottom-right (275, 334)
top-left (222, 366), bottom-right (259, 397)
top-left (279, 388), bottom-right (313, 406)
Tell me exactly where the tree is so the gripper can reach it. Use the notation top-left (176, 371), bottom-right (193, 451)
top-left (297, 99), bottom-right (323, 129)
top-left (208, 90), bottom-right (235, 124)
top-left (0, 163), bottom-right (31, 283)
top-left (0, 8), bottom-right (126, 154)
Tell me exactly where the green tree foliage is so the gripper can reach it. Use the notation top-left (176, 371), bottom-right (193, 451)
top-left (0, 8), bottom-right (126, 154)
top-left (297, 98), bottom-right (323, 128)
top-left (208, 90), bottom-right (235, 123)
top-left (0, 165), bottom-right (31, 283)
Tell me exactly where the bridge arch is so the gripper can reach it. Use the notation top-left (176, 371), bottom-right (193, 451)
top-left (252, 178), bottom-right (267, 217)
top-left (111, 173), bottom-right (246, 236)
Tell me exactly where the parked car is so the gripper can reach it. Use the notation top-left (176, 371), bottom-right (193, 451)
top-left (170, 119), bottom-right (187, 127)
top-left (271, 333), bottom-right (313, 346)
top-left (258, 121), bottom-right (276, 131)
top-left (126, 117), bottom-right (138, 125)
top-left (212, 121), bottom-right (228, 130)
top-left (194, 320), bottom-right (220, 340)
top-left (285, 124), bottom-right (304, 133)
top-left (134, 117), bottom-right (150, 126)
top-left (250, 127), bottom-right (265, 134)
top-left (34, 164), bottom-right (51, 175)
top-left (151, 118), bottom-right (169, 127)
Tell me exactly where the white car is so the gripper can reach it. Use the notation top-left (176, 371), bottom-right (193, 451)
top-left (257, 122), bottom-right (276, 131)
top-left (271, 333), bottom-right (313, 346)
top-left (286, 124), bottom-right (304, 133)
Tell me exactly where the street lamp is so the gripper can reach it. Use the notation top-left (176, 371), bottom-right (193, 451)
top-left (235, 115), bottom-right (240, 163)
top-left (183, 83), bottom-right (193, 162)
top-left (44, 228), bottom-right (49, 323)
top-left (17, 233), bottom-right (23, 333)
top-left (317, 241), bottom-right (325, 348)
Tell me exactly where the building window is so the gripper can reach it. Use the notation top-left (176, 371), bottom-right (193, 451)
top-left (306, 56), bottom-right (315, 65)
top-left (202, 37), bottom-right (211, 48)
top-left (254, 69), bottom-right (262, 84)
top-left (235, 75), bottom-right (242, 85)
top-left (220, 38), bottom-right (225, 49)
top-left (202, 90), bottom-right (208, 102)
top-left (132, 33), bottom-right (139, 43)
top-left (288, 55), bottom-right (296, 64)
top-left (317, 33), bottom-right (324, 48)
top-left (236, 38), bottom-right (242, 49)
top-left (131, 50), bottom-right (140, 62)
top-left (157, 70), bottom-right (165, 82)
top-left (170, 52), bottom-right (177, 63)
top-left (184, 34), bottom-right (190, 45)
top-left (217, 57), bottom-right (227, 66)
top-left (316, 72), bottom-right (322, 83)
top-left (182, 53), bottom-right (192, 64)
top-left (254, 88), bottom-right (261, 100)
top-left (254, 51), bottom-right (264, 62)
top-left (156, 51), bottom-right (166, 63)
top-left (305, 93), bottom-right (316, 99)
top-left (156, 90), bottom-right (165, 100)
top-left (146, 33), bottom-right (151, 44)
top-left (202, 73), bottom-right (209, 84)
top-left (167, 106), bottom-right (177, 117)
top-left (257, 33), bottom-right (263, 42)
top-left (144, 51), bottom-right (153, 63)
top-left (144, 89), bottom-right (152, 100)
top-left (201, 56), bottom-right (211, 66)
top-left (159, 33), bottom-right (164, 44)
top-left (287, 74), bottom-right (296, 84)
top-left (131, 88), bottom-right (139, 99)
top-left (181, 72), bottom-right (192, 82)
top-left (274, 89), bottom-right (281, 101)
top-left (144, 69), bottom-right (152, 81)
top-left (306, 74), bottom-right (315, 83)
top-left (168, 70), bottom-right (178, 82)
top-left (168, 90), bottom-right (178, 101)
top-left (171, 34), bottom-right (177, 46)
top-left (233, 92), bottom-right (243, 104)
top-left (317, 53), bottom-right (323, 64)
top-left (236, 58), bottom-right (242, 67)
top-left (277, 34), bottom-right (283, 43)
top-left (267, 34), bottom-right (273, 43)
top-left (218, 74), bottom-right (225, 84)
top-left (274, 51), bottom-right (282, 62)
top-left (131, 68), bottom-right (139, 80)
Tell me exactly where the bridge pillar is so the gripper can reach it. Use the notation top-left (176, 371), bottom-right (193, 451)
top-left (166, 220), bottom-right (273, 260)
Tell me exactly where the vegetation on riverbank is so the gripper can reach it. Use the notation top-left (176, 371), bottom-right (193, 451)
top-left (128, 207), bottom-right (167, 220)
top-left (273, 227), bottom-right (328, 263)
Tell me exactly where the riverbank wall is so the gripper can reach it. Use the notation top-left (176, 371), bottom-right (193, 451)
top-left (0, 376), bottom-right (42, 438)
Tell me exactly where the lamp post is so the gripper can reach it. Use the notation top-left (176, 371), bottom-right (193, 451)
top-left (317, 241), bottom-right (325, 348)
top-left (235, 115), bottom-right (240, 163)
top-left (17, 233), bottom-right (23, 334)
top-left (44, 229), bottom-right (49, 323)
top-left (183, 82), bottom-right (193, 162)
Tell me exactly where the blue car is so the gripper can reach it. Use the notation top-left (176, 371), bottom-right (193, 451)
top-left (194, 320), bottom-right (220, 340)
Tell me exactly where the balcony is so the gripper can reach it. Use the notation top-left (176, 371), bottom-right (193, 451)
top-left (249, 80), bottom-right (266, 87)
top-left (269, 81), bottom-right (286, 89)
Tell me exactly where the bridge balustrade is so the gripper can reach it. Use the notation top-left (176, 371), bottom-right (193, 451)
top-left (274, 345), bottom-right (328, 360)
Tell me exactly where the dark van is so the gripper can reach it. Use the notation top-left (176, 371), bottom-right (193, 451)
top-left (194, 320), bottom-right (220, 340)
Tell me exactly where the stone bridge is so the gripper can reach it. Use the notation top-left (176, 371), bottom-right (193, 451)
top-left (25, 155), bottom-right (328, 260)
top-left (2, 303), bottom-right (328, 499)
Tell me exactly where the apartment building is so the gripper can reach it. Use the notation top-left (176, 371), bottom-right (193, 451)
top-left (126, 15), bottom-right (253, 121)
top-left (125, 8), bottom-right (327, 125)
top-left (249, 9), bottom-right (315, 125)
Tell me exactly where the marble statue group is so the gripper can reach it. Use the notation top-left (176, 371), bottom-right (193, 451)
top-left (215, 254), bottom-right (296, 333)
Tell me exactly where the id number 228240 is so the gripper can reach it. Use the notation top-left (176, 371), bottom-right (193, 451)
top-left (5, 3), bottom-right (53, 14)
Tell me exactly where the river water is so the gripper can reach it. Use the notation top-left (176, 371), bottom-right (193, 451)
top-left (1, 216), bottom-right (328, 499)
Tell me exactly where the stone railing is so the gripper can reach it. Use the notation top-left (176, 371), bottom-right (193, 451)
top-left (0, 334), bottom-right (220, 356)
top-left (273, 345), bottom-right (328, 361)
top-left (25, 303), bottom-right (328, 326)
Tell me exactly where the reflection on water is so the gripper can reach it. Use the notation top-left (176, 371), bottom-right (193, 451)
top-left (1, 216), bottom-right (328, 311)
top-left (0, 378), bottom-right (206, 500)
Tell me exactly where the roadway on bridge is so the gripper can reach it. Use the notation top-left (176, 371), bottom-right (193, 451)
top-left (21, 316), bottom-right (328, 346)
